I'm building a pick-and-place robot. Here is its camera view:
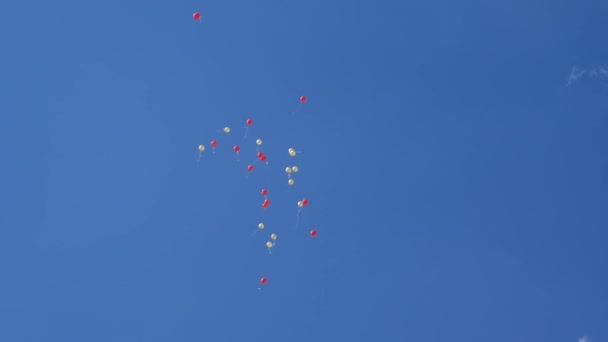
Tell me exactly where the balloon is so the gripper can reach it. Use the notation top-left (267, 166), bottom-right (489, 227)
top-left (302, 198), bottom-right (309, 206)
top-left (271, 233), bottom-right (277, 240)
top-left (193, 12), bottom-right (201, 20)
top-left (248, 165), bottom-right (254, 171)
top-left (257, 152), bottom-right (264, 159)
top-left (292, 166), bottom-right (299, 173)
top-left (211, 140), bottom-right (218, 147)
top-left (198, 144), bottom-right (205, 152)
top-left (297, 200), bottom-right (303, 208)
top-left (258, 223), bottom-right (265, 229)
top-left (223, 127), bottom-right (231, 133)
top-left (310, 229), bottom-right (317, 238)
top-left (266, 241), bottom-right (273, 248)
top-left (260, 155), bottom-right (267, 162)
top-left (288, 179), bottom-right (294, 185)
top-left (285, 167), bottom-right (292, 174)
top-left (261, 189), bottom-right (268, 196)
top-left (256, 139), bottom-right (263, 145)
top-left (300, 95), bottom-right (307, 103)
top-left (288, 148), bottom-right (296, 157)
top-left (263, 199), bottom-right (271, 207)
top-left (246, 118), bottom-right (253, 126)
top-left (234, 145), bottom-right (240, 152)
top-left (260, 277), bottom-right (268, 284)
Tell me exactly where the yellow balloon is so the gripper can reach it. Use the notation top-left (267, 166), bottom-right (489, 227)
top-left (288, 148), bottom-right (296, 157)
top-left (258, 223), bottom-right (265, 229)
top-left (292, 166), bottom-right (299, 173)
top-left (198, 144), bottom-right (205, 152)
top-left (297, 200), bottom-right (303, 207)
top-left (266, 241), bottom-right (273, 248)
top-left (256, 139), bottom-right (263, 145)
top-left (288, 179), bottom-right (294, 185)
top-left (285, 167), bottom-right (292, 174)
top-left (271, 233), bottom-right (277, 240)
top-left (223, 127), bottom-right (231, 133)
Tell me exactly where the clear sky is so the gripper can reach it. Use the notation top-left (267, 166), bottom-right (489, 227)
top-left (0, 0), bottom-right (607, 341)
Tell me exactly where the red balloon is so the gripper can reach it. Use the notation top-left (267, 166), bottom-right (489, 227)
top-left (310, 229), bottom-right (317, 238)
top-left (257, 152), bottom-right (264, 158)
top-left (233, 145), bottom-right (240, 152)
top-left (261, 189), bottom-right (268, 196)
top-left (193, 12), bottom-right (201, 20)
top-left (247, 165), bottom-right (254, 171)
top-left (246, 118), bottom-right (253, 126)
top-left (260, 155), bottom-right (267, 162)
top-left (302, 198), bottom-right (309, 206)
top-left (260, 277), bottom-right (268, 284)
top-left (300, 95), bottom-right (307, 103)
top-left (210, 140), bottom-right (217, 147)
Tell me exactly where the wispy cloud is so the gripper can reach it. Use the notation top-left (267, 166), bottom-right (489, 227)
top-left (568, 67), bottom-right (587, 85)
top-left (589, 66), bottom-right (608, 77)
top-left (567, 65), bottom-right (608, 85)
top-left (578, 336), bottom-right (589, 342)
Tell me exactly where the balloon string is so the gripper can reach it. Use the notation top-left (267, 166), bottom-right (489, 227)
top-left (242, 125), bottom-right (249, 141)
top-left (291, 102), bottom-right (302, 115)
top-left (295, 208), bottom-right (302, 229)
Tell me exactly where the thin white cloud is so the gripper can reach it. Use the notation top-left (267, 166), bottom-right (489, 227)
top-left (578, 336), bottom-right (589, 342)
top-left (567, 65), bottom-right (608, 85)
top-left (589, 66), bottom-right (608, 77)
top-left (568, 67), bottom-right (587, 85)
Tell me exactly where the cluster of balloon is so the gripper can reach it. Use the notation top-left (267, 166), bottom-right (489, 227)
top-left (257, 151), bottom-right (268, 165)
top-left (261, 189), bottom-right (271, 209)
top-left (192, 11), bottom-right (318, 290)
top-left (266, 233), bottom-right (277, 253)
top-left (285, 165), bottom-right (299, 188)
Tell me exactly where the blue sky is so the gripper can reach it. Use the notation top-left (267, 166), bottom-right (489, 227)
top-left (0, 0), bottom-right (607, 341)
